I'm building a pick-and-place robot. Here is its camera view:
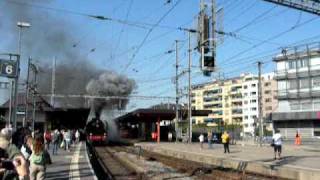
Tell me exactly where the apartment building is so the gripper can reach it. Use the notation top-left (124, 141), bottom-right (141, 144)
top-left (262, 73), bottom-right (278, 130)
top-left (192, 73), bottom-right (277, 136)
top-left (192, 76), bottom-right (245, 127)
top-left (192, 81), bottom-right (224, 126)
top-left (242, 74), bottom-right (259, 136)
top-left (271, 43), bottom-right (320, 138)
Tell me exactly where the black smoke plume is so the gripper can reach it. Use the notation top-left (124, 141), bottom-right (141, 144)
top-left (1, 0), bottom-right (137, 113)
top-left (86, 71), bottom-right (136, 115)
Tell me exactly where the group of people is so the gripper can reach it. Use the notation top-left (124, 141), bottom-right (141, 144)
top-left (0, 126), bottom-right (48, 180)
top-left (198, 131), bottom-right (230, 153)
top-left (44, 129), bottom-right (81, 154)
top-left (197, 129), bottom-right (288, 160)
top-left (0, 125), bottom-right (81, 180)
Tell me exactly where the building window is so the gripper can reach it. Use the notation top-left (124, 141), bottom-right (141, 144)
top-left (297, 58), bottom-right (309, 68)
top-left (289, 80), bottom-right (297, 90)
top-left (243, 93), bottom-right (248, 97)
top-left (264, 90), bottom-right (271, 94)
top-left (244, 101), bottom-right (248, 105)
top-left (301, 100), bottom-right (312, 110)
top-left (300, 78), bottom-right (309, 89)
top-left (244, 85), bottom-right (248, 89)
top-left (251, 115), bottom-right (257, 119)
top-left (244, 116), bottom-right (248, 119)
top-left (251, 84), bottom-right (256, 87)
top-left (265, 98), bottom-right (271, 103)
top-left (290, 102), bottom-right (299, 110)
top-left (288, 60), bottom-right (296, 69)
top-left (313, 77), bottom-right (320, 87)
top-left (290, 101), bottom-right (299, 110)
top-left (250, 99), bottom-right (257, 103)
top-left (251, 92), bottom-right (257, 96)
top-left (265, 106), bottom-right (272, 111)
top-left (251, 107), bottom-right (257, 111)
top-left (314, 100), bottom-right (320, 110)
top-left (264, 82), bottom-right (271, 86)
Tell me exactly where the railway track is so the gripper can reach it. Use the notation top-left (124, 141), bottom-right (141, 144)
top-left (94, 146), bottom-right (140, 180)
top-left (108, 145), bottom-right (287, 180)
top-left (91, 144), bottom-right (287, 180)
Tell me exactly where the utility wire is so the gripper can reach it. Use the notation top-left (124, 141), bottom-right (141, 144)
top-left (233, 5), bottom-right (277, 33)
top-left (112, 0), bottom-right (134, 62)
top-left (220, 17), bottom-right (318, 66)
top-left (121, 0), bottom-right (183, 73)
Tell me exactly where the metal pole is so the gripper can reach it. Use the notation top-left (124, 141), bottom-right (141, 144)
top-left (12, 27), bottom-right (22, 130)
top-left (188, 31), bottom-right (192, 143)
top-left (51, 57), bottom-right (56, 107)
top-left (212, 0), bottom-right (216, 65)
top-left (8, 80), bottom-right (14, 126)
top-left (24, 57), bottom-right (31, 127)
top-left (32, 70), bottom-right (37, 131)
top-left (175, 40), bottom-right (179, 142)
top-left (258, 61), bottom-right (263, 147)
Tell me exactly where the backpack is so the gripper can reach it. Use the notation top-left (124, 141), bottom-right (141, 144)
top-left (45, 132), bottom-right (52, 141)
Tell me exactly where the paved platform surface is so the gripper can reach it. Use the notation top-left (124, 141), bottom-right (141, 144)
top-left (46, 142), bottom-right (97, 180)
top-left (135, 142), bottom-right (320, 180)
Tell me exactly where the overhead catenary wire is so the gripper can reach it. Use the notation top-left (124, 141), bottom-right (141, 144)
top-left (220, 16), bottom-right (319, 67)
top-left (121, 0), bottom-right (183, 73)
top-left (110, 0), bottom-right (134, 61)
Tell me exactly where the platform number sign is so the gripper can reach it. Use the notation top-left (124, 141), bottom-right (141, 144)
top-left (0, 59), bottom-right (18, 78)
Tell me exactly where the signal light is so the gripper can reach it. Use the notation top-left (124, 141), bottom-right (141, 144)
top-left (201, 55), bottom-right (215, 72)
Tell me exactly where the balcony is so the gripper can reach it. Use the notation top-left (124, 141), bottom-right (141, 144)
top-left (203, 89), bottom-right (222, 96)
top-left (232, 105), bottom-right (242, 110)
top-left (203, 103), bottom-right (223, 109)
top-left (232, 109), bottom-right (242, 115)
top-left (276, 90), bottom-right (320, 100)
top-left (212, 110), bottom-right (223, 116)
top-left (203, 96), bottom-right (222, 102)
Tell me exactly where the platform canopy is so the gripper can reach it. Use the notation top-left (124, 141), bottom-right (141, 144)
top-left (115, 108), bottom-right (212, 124)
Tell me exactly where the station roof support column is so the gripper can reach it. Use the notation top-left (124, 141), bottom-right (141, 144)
top-left (157, 116), bottom-right (160, 144)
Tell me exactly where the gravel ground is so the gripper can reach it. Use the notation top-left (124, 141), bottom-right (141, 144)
top-left (114, 151), bottom-right (195, 180)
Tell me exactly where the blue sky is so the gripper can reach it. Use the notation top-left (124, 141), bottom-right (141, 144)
top-left (1, 0), bottom-right (320, 110)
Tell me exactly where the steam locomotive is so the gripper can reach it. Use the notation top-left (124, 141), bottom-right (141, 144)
top-left (85, 116), bottom-right (108, 145)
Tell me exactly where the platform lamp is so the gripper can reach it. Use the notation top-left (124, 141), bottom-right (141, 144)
top-left (12, 21), bottom-right (31, 130)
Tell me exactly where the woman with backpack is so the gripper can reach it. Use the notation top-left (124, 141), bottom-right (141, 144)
top-left (29, 134), bottom-right (46, 180)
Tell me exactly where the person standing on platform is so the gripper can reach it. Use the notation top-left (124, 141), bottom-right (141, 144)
top-left (75, 130), bottom-right (80, 144)
top-left (199, 133), bottom-right (204, 149)
top-left (30, 134), bottom-right (46, 180)
top-left (221, 131), bottom-right (230, 153)
top-left (295, 131), bottom-right (301, 145)
top-left (64, 130), bottom-right (71, 152)
top-left (207, 131), bottom-right (213, 149)
top-left (272, 129), bottom-right (282, 160)
top-left (52, 130), bottom-right (60, 155)
top-left (168, 132), bottom-right (173, 142)
top-left (44, 130), bottom-right (52, 150)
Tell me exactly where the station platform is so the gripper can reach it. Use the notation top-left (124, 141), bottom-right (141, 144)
top-left (46, 142), bottom-right (97, 180)
top-left (135, 142), bottom-right (320, 180)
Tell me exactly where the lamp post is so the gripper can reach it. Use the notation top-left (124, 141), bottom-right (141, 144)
top-left (12, 21), bottom-right (31, 130)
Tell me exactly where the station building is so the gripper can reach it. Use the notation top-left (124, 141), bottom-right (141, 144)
top-left (0, 94), bottom-right (90, 131)
top-left (271, 43), bottom-right (320, 139)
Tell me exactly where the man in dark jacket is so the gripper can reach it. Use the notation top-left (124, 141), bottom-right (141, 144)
top-left (0, 130), bottom-right (29, 180)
